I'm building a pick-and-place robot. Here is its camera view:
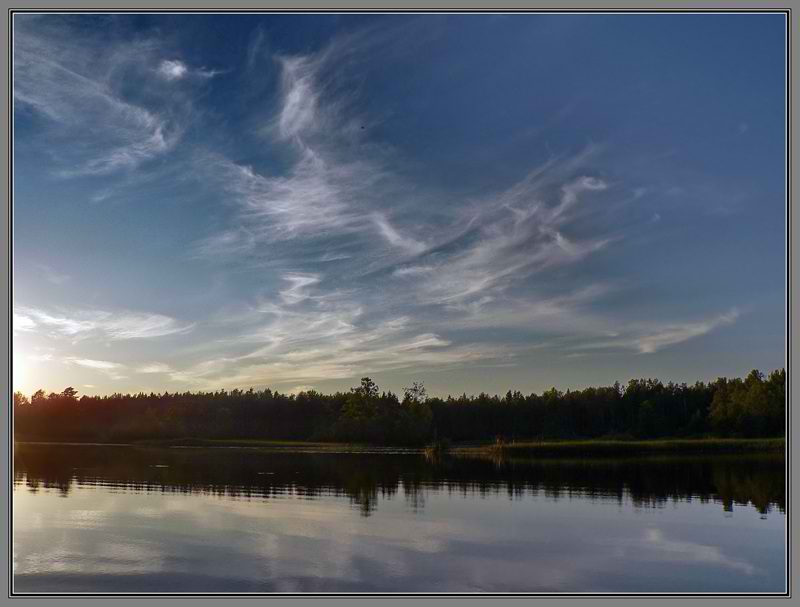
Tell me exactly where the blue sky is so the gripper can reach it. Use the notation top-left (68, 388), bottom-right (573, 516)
top-left (12, 13), bottom-right (786, 397)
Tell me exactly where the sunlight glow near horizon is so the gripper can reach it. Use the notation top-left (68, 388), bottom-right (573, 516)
top-left (13, 351), bottom-right (28, 396)
top-left (12, 13), bottom-right (786, 398)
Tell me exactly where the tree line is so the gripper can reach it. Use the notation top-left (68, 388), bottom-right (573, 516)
top-left (13, 369), bottom-right (785, 445)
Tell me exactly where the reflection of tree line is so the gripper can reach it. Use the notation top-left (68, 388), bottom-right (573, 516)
top-left (14, 445), bottom-right (784, 517)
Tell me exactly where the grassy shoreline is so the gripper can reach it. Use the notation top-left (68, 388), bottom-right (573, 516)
top-left (15, 437), bottom-right (413, 453)
top-left (449, 437), bottom-right (785, 456)
top-left (15, 436), bottom-right (785, 456)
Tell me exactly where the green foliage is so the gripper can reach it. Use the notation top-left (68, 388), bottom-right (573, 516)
top-left (332, 378), bottom-right (432, 444)
top-left (637, 400), bottom-right (662, 438)
top-left (14, 369), bottom-right (785, 446)
top-left (399, 383), bottom-right (433, 444)
top-left (709, 370), bottom-right (785, 437)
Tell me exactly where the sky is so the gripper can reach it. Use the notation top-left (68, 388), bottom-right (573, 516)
top-left (12, 13), bottom-right (787, 398)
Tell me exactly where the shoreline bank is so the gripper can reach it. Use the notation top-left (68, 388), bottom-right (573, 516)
top-left (15, 437), bottom-right (785, 457)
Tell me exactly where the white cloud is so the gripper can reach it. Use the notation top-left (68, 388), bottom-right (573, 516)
top-left (12, 25), bottom-right (748, 394)
top-left (66, 357), bottom-right (122, 370)
top-left (279, 273), bottom-right (321, 305)
top-left (572, 309), bottom-right (740, 354)
top-left (165, 295), bottom-right (510, 390)
top-left (180, 43), bottom-right (648, 388)
top-left (633, 310), bottom-right (740, 354)
top-left (28, 353), bottom-right (53, 362)
top-left (101, 314), bottom-right (195, 340)
top-left (63, 357), bottom-right (127, 380)
top-left (448, 285), bottom-right (613, 334)
top-left (13, 313), bottom-right (36, 332)
top-left (277, 55), bottom-right (319, 140)
top-left (246, 25), bottom-right (267, 69)
top-left (158, 59), bottom-right (188, 80)
top-left (170, 336), bottom-right (505, 390)
top-left (373, 213), bottom-right (427, 255)
top-left (16, 308), bottom-right (95, 336)
top-left (13, 306), bottom-right (194, 341)
top-left (194, 41), bottom-right (406, 250)
top-left (393, 167), bottom-right (613, 306)
top-left (550, 175), bottom-right (609, 223)
top-left (157, 59), bottom-right (222, 81)
top-left (201, 150), bottom-right (373, 242)
top-left (192, 228), bottom-right (258, 258)
top-left (14, 23), bottom-right (182, 175)
top-left (136, 363), bottom-right (173, 374)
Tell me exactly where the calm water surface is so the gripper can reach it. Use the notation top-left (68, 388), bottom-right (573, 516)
top-left (14, 444), bottom-right (786, 593)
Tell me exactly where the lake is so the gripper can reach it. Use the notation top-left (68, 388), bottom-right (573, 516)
top-left (13, 443), bottom-right (786, 593)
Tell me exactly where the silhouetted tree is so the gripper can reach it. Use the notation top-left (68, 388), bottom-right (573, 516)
top-left (14, 370), bottom-right (785, 445)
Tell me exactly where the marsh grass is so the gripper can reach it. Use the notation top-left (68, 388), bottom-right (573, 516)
top-left (22, 436), bottom-right (784, 458)
top-left (453, 437), bottom-right (785, 457)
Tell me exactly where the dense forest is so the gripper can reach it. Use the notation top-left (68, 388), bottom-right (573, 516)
top-left (13, 369), bottom-right (786, 446)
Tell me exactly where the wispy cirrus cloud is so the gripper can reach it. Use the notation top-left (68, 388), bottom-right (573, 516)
top-left (180, 33), bottom-right (743, 390)
top-left (65, 357), bottom-right (122, 370)
top-left (276, 55), bottom-right (321, 141)
top-left (446, 285), bottom-right (614, 333)
top-left (392, 170), bottom-right (614, 306)
top-left (373, 213), bottom-right (427, 255)
top-left (201, 149), bottom-right (375, 242)
top-left (191, 227), bottom-right (259, 259)
top-left (193, 39), bottom-right (411, 253)
top-left (279, 273), bottom-right (321, 305)
top-left (570, 309), bottom-right (741, 354)
top-left (14, 18), bottom-right (185, 176)
top-left (136, 362), bottom-right (174, 374)
top-left (31, 262), bottom-right (70, 285)
top-left (158, 59), bottom-right (190, 80)
top-left (13, 305), bottom-right (194, 341)
top-left (13, 313), bottom-right (36, 333)
top-left (169, 322), bottom-right (507, 390)
top-left (63, 357), bottom-right (127, 379)
top-left (12, 18), bottom-right (754, 395)
top-left (157, 59), bottom-right (223, 81)
top-left (166, 281), bottom-right (510, 390)
top-left (198, 38), bottom-right (617, 298)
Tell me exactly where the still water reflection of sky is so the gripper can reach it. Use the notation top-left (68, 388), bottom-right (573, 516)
top-left (13, 447), bottom-right (786, 593)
